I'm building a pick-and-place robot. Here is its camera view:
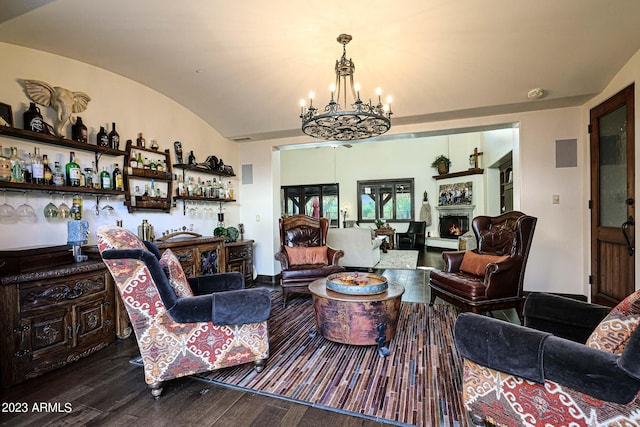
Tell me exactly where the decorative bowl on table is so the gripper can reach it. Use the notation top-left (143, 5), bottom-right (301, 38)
top-left (326, 272), bottom-right (388, 295)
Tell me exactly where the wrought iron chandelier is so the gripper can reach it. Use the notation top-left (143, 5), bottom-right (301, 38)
top-left (300, 34), bottom-right (393, 141)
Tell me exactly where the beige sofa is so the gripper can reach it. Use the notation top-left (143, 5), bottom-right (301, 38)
top-left (326, 227), bottom-right (383, 269)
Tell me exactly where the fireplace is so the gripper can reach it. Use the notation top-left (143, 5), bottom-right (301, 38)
top-left (435, 204), bottom-right (475, 240)
top-left (439, 214), bottom-right (470, 239)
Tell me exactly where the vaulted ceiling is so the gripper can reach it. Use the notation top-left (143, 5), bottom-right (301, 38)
top-left (1, 0), bottom-right (639, 142)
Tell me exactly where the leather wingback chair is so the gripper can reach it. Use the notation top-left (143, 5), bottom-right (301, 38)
top-left (274, 215), bottom-right (345, 307)
top-left (429, 211), bottom-right (536, 317)
top-left (455, 292), bottom-right (640, 426)
top-left (97, 225), bottom-right (271, 398)
top-left (396, 221), bottom-right (426, 250)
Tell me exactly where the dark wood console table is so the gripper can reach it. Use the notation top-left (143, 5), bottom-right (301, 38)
top-left (0, 246), bottom-right (115, 388)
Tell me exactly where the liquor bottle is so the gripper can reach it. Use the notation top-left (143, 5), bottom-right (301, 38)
top-left (9, 147), bottom-right (24, 183)
top-left (79, 167), bottom-right (86, 187)
top-left (53, 161), bottom-right (64, 186)
top-left (90, 161), bottom-right (100, 189)
top-left (112, 163), bottom-right (123, 191)
top-left (23, 102), bottom-right (44, 133)
top-left (32, 147), bottom-right (44, 184)
top-left (100, 166), bottom-right (111, 190)
top-left (22, 152), bottom-right (33, 183)
top-left (97, 126), bottom-right (109, 147)
top-left (143, 157), bottom-right (150, 170)
top-left (42, 154), bottom-right (53, 185)
top-left (66, 151), bottom-right (81, 187)
top-left (71, 194), bottom-right (82, 220)
top-left (71, 117), bottom-right (88, 143)
top-left (136, 152), bottom-right (143, 168)
top-left (84, 167), bottom-right (94, 188)
top-left (188, 150), bottom-right (196, 165)
top-left (129, 152), bottom-right (138, 168)
top-left (108, 122), bottom-right (120, 150)
top-left (149, 158), bottom-right (156, 171)
top-left (0, 145), bottom-right (11, 181)
top-left (228, 181), bottom-right (234, 199)
top-left (136, 132), bottom-right (146, 148)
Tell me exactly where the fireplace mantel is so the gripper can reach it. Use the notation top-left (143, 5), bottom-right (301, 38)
top-left (435, 205), bottom-right (476, 215)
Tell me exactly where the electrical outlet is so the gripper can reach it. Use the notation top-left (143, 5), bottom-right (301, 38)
top-left (552, 194), bottom-right (560, 204)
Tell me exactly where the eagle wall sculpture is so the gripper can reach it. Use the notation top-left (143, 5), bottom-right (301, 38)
top-left (21, 79), bottom-right (91, 137)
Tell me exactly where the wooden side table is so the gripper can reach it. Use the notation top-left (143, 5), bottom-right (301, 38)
top-left (374, 227), bottom-right (396, 249)
top-left (309, 279), bottom-right (405, 357)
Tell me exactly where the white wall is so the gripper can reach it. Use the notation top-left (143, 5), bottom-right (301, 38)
top-left (0, 43), bottom-right (239, 249)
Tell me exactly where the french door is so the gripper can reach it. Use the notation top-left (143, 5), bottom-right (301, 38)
top-left (590, 84), bottom-right (635, 306)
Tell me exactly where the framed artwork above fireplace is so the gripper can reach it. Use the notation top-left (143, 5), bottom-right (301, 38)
top-left (438, 181), bottom-right (472, 206)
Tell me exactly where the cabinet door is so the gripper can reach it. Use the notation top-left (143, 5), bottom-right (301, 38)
top-left (74, 297), bottom-right (113, 347)
top-left (168, 248), bottom-right (196, 278)
top-left (27, 309), bottom-right (73, 358)
top-left (197, 243), bottom-right (222, 275)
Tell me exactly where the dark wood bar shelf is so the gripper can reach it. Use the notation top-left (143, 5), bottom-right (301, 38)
top-left (433, 168), bottom-right (484, 180)
top-left (173, 163), bottom-right (236, 178)
top-left (0, 180), bottom-right (124, 196)
top-left (0, 126), bottom-right (126, 156)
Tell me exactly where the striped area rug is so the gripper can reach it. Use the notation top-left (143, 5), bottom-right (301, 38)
top-left (198, 292), bottom-right (466, 426)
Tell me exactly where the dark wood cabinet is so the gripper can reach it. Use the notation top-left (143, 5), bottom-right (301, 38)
top-left (0, 258), bottom-right (115, 388)
top-left (224, 240), bottom-right (254, 286)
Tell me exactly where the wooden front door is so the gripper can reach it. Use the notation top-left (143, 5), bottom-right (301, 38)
top-left (590, 84), bottom-right (635, 306)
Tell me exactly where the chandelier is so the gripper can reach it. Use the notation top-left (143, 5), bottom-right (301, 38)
top-left (300, 34), bottom-right (393, 141)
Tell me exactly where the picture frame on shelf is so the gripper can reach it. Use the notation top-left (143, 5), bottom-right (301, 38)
top-left (0, 102), bottom-right (13, 127)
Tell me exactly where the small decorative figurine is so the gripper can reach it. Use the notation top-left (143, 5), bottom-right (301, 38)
top-left (22, 79), bottom-right (91, 137)
top-left (174, 141), bottom-right (183, 164)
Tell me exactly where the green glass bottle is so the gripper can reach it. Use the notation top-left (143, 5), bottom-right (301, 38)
top-left (65, 151), bottom-right (81, 187)
top-left (100, 166), bottom-right (111, 190)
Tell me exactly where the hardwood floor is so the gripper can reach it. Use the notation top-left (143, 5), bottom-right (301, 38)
top-left (0, 248), bottom-right (487, 427)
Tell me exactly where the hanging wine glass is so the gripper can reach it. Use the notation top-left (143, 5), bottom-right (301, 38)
top-left (16, 192), bottom-right (37, 223)
top-left (0, 191), bottom-right (16, 224)
top-left (43, 193), bottom-right (59, 220)
top-left (101, 196), bottom-right (115, 217)
top-left (58, 194), bottom-right (71, 219)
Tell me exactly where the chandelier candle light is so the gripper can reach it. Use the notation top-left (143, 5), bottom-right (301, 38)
top-left (300, 34), bottom-right (393, 141)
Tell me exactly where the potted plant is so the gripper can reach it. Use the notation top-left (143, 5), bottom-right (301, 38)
top-left (375, 219), bottom-right (385, 228)
top-left (431, 155), bottom-right (451, 175)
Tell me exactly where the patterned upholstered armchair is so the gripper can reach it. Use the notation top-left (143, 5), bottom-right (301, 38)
top-left (274, 215), bottom-right (345, 307)
top-left (97, 225), bottom-right (271, 398)
top-left (454, 292), bottom-right (640, 426)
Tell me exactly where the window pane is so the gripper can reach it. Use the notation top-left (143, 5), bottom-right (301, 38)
top-left (395, 183), bottom-right (411, 219)
top-left (285, 188), bottom-right (301, 215)
top-left (380, 186), bottom-right (393, 219)
top-left (304, 186), bottom-right (321, 217)
top-left (361, 194), bottom-right (376, 219)
top-left (599, 105), bottom-right (627, 227)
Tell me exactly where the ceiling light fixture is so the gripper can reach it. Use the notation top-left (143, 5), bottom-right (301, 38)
top-left (299, 34), bottom-right (393, 141)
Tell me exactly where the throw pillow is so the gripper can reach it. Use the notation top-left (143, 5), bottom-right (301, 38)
top-left (586, 290), bottom-right (640, 354)
top-left (459, 251), bottom-right (509, 276)
top-left (159, 249), bottom-right (194, 298)
top-left (285, 245), bottom-right (328, 266)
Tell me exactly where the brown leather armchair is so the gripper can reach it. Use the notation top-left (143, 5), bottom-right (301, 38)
top-left (275, 214), bottom-right (345, 307)
top-left (429, 211), bottom-right (537, 317)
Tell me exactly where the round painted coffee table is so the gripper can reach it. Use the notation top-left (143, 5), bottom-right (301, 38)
top-left (308, 278), bottom-right (405, 357)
